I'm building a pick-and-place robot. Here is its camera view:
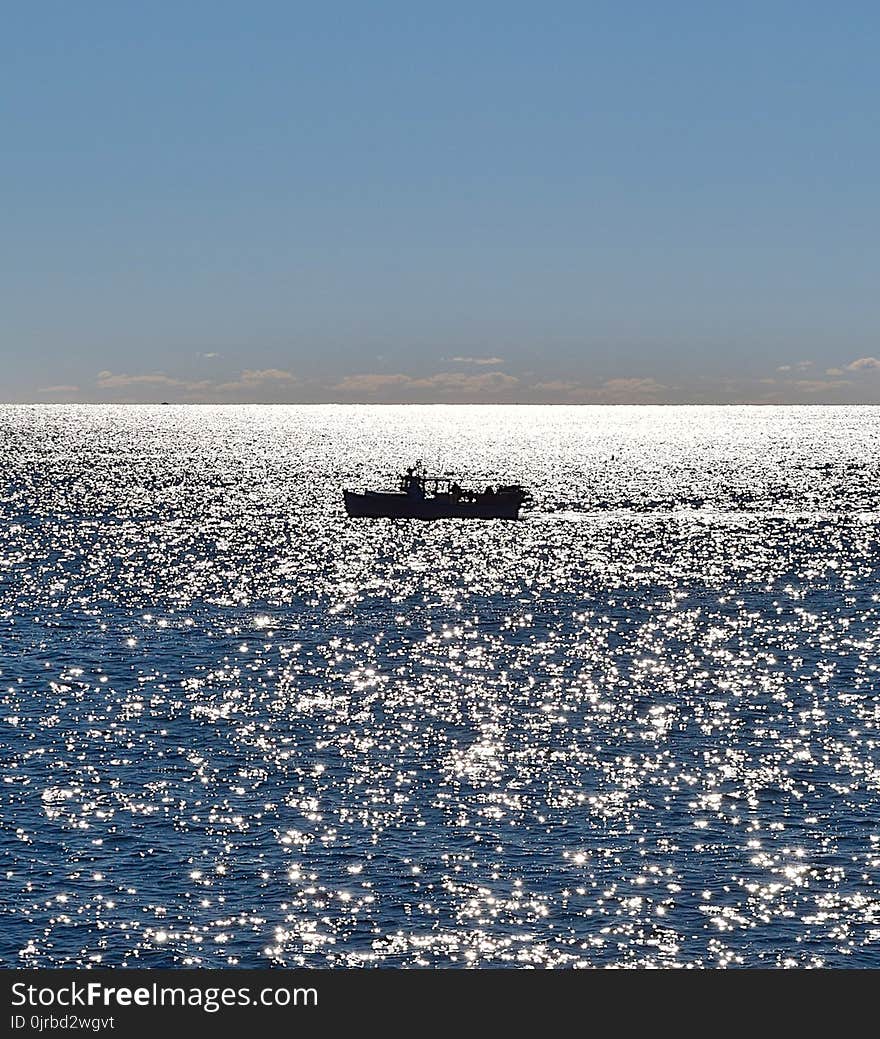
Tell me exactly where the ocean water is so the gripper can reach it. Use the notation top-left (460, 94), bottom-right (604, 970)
top-left (2, 403), bottom-right (880, 969)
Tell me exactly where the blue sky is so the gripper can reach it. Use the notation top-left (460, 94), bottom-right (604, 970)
top-left (2, 2), bottom-right (879, 403)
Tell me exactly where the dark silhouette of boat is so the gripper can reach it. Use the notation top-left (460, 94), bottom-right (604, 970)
top-left (344, 462), bottom-right (529, 520)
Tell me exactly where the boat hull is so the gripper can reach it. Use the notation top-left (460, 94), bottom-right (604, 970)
top-left (343, 490), bottom-right (522, 520)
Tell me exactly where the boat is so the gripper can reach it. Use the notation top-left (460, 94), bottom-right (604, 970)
top-left (343, 462), bottom-right (529, 520)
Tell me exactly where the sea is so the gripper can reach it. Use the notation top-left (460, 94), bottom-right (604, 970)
top-left (2, 403), bottom-right (879, 968)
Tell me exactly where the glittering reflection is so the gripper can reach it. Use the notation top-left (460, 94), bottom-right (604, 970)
top-left (1, 404), bottom-right (880, 967)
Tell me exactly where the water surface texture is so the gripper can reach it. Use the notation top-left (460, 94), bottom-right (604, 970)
top-left (2, 404), bottom-right (880, 968)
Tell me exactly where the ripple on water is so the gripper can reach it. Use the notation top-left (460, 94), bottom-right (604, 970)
top-left (1, 404), bottom-right (880, 967)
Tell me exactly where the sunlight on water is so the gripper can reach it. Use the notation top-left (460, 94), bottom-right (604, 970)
top-left (1, 404), bottom-right (880, 967)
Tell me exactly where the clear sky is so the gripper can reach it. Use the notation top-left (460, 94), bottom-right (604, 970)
top-left (3, 2), bottom-right (879, 403)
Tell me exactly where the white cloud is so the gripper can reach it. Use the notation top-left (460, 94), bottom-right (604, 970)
top-left (333, 370), bottom-right (519, 398)
top-left (93, 368), bottom-right (297, 401)
top-left (97, 370), bottom-right (184, 388)
top-left (214, 369), bottom-right (297, 392)
top-left (331, 371), bottom-right (673, 402)
top-left (54, 362), bottom-right (878, 405)
top-left (845, 356), bottom-right (880, 372)
top-left (793, 378), bottom-right (851, 393)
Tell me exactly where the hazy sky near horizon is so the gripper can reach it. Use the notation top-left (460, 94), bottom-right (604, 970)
top-left (3, 2), bottom-right (879, 404)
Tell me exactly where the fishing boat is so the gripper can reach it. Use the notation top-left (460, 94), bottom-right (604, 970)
top-left (343, 463), bottom-right (529, 520)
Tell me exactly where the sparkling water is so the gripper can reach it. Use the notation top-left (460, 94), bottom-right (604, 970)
top-left (2, 404), bottom-right (879, 967)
